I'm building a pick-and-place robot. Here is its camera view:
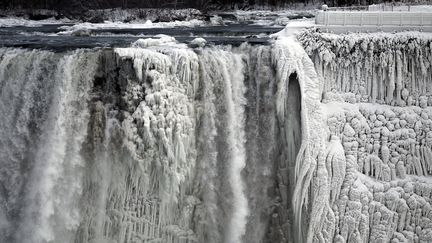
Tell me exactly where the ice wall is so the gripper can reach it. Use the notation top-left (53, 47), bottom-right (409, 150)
top-left (299, 31), bottom-right (432, 107)
top-left (73, 45), bottom-right (202, 243)
top-left (299, 30), bottom-right (432, 243)
top-left (73, 43), bottom-right (266, 243)
top-left (75, 40), bottom-right (324, 243)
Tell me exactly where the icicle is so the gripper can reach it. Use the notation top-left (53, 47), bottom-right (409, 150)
top-left (325, 135), bottom-right (346, 204)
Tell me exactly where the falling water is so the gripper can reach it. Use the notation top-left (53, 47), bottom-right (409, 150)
top-left (0, 48), bottom-right (99, 243)
top-left (197, 47), bottom-right (249, 243)
top-left (206, 48), bottom-right (248, 243)
top-left (0, 41), bottom-right (305, 243)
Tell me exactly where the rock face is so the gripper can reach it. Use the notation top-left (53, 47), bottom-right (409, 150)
top-left (299, 30), bottom-right (432, 243)
top-left (0, 31), bottom-right (431, 243)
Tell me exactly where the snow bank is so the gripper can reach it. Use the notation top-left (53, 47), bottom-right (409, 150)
top-left (228, 9), bottom-right (316, 26)
top-left (369, 4), bottom-right (432, 12)
top-left (86, 8), bottom-right (203, 23)
top-left (270, 18), bottom-right (315, 38)
top-left (0, 17), bottom-right (71, 27)
top-left (189, 38), bottom-right (207, 47)
top-left (131, 35), bottom-right (178, 48)
top-left (57, 19), bottom-right (205, 35)
top-left (0, 8), bottom-right (204, 27)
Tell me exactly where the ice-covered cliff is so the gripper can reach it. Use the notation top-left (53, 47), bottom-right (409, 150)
top-left (1, 29), bottom-right (432, 243)
top-left (299, 30), bottom-right (432, 243)
top-left (0, 39), bottom-right (310, 243)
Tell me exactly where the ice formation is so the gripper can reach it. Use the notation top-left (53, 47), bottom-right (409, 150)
top-left (299, 31), bottom-right (432, 106)
top-left (298, 30), bottom-right (432, 243)
top-left (0, 29), bottom-right (432, 243)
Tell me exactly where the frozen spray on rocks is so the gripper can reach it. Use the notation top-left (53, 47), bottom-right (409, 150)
top-left (1, 28), bottom-right (432, 243)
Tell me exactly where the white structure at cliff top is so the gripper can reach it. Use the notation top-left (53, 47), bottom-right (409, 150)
top-left (315, 5), bottom-right (432, 33)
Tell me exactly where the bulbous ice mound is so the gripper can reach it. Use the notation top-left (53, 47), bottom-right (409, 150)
top-left (298, 29), bottom-right (432, 243)
top-left (132, 35), bottom-right (178, 48)
top-left (189, 37), bottom-right (207, 48)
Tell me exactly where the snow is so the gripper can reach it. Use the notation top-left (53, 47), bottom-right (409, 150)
top-left (316, 10), bottom-right (432, 31)
top-left (299, 30), bottom-right (432, 106)
top-left (0, 15), bottom-right (203, 30)
top-left (207, 9), bottom-right (316, 26)
top-left (232, 9), bottom-right (316, 21)
top-left (272, 35), bottom-right (326, 242)
top-left (1, 11), bottom-right (432, 243)
top-left (86, 8), bottom-right (202, 23)
top-left (369, 4), bottom-right (432, 12)
top-left (57, 19), bottom-right (205, 35)
top-left (0, 17), bottom-right (71, 27)
top-left (209, 15), bottom-right (224, 25)
top-left (299, 29), bottom-right (432, 242)
top-left (270, 18), bottom-right (315, 38)
top-left (131, 35), bottom-right (178, 48)
top-left (189, 38), bottom-right (206, 47)
top-left (411, 5), bottom-right (432, 12)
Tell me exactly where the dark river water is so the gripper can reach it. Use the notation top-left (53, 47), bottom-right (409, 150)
top-left (0, 23), bottom-right (285, 50)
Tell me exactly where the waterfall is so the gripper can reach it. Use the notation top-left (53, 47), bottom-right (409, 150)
top-left (194, 47), bottom-right (249, 243)
top-left (0, 35), bottom-right (329, 243)
top-left (0, 48), bottom-right (99, 242)
top-left (6, 29), bottom-right (432, 243)
top-left (202, 48), bottom-right (249, 243)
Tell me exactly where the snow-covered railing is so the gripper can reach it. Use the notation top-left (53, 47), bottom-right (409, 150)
top-left (326, 6), bottom-right (369, 11)
top-left (368, 5), bottom-right (411, 11)
top-left (316, 11), bottom-right (432, 26)
top-left (368, 4), bottom-right (432, 12)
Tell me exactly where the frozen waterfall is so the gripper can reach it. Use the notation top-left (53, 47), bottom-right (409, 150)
top-left (1, 30), bottom-right (432, 243)
top-left (0, 42), bottom-right (307, 243)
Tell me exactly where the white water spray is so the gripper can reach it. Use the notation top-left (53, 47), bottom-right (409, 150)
top-left (221, 52), bottom-right (249, 243)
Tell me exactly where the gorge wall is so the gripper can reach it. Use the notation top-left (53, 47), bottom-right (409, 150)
top-left (299, 30), bottom-right (432, 243)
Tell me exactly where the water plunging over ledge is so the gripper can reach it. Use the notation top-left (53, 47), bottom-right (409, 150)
top-left (0, 41), bottom-right (315, 243)
top-left (2, 21), bottom-right (432, 243)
